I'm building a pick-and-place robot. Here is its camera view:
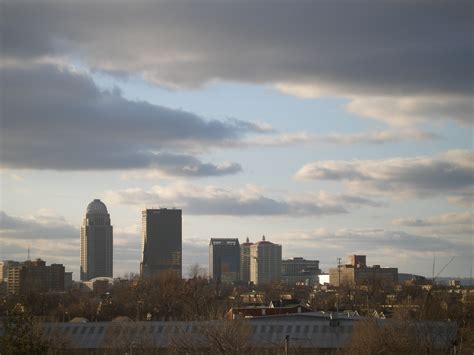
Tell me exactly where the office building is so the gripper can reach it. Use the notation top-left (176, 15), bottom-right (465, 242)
top-left (80, 199), bottom-right (113, 281)
top-left (240, 238), bottom-right (253, 283)
top-left (348, 255), bottom-right (366, 268)
top-left (0, 260), bottom-right (21, 283)
top-left (282, 257), bottom-right (321, 285)
top-left (250, 236), bottom-right (282, 285)
top-left (141, 208), bottom-right (182, 278)
top-left (329, 255), bottom-right (398, 287)
top-left (7, 259), bottom-right (65, 294)
top-left (209, 238), bottom-right (240, 283)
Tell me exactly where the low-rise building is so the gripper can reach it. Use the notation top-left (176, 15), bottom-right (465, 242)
top-left (329, 255), bottom-right (397, 287)
top-left (282, 257), bottom-right (321, 285)
top-left (7, 259), bottom-right (65, 294)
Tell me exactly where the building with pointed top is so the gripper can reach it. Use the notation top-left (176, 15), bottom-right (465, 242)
top-left (250, 236), bottom-right (282, 285)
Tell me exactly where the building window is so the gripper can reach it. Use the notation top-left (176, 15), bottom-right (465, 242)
top-left (304, 325), bottom-right (309, 333)
top-left (313, 325), bottom-right (319, 333)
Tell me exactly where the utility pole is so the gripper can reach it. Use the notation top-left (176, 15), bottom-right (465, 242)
top-left (337, 257), bottom-right (342, 286)
top-left (284, 335), bottom-right (289, 355)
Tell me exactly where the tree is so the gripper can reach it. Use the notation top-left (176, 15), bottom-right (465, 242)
top-left (1, 304), bottom-right (49, 354)
top-left (170, 320), bottom-right (253, 354)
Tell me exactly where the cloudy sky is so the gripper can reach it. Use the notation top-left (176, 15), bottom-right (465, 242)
top-left (1, 1), bottom-right (472, 279)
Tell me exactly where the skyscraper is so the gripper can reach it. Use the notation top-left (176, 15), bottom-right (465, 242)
top-left (240, 237), bottom-right (253, 283)
top-left (209, 238), bottom-right (240, 283)
top-left (250, 236), bottom-right (282, 285)
top-left (141, 208), bottom-right (182, 278)
top-left (80, 199), bottom-right (113, 281)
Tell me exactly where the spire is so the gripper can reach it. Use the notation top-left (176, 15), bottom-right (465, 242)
top-left (27, 245), bottom-right (30, 261)
top-left (246, 237), bottom-right (249, 243)
top-left (262, 235), bottom-right (265, 241)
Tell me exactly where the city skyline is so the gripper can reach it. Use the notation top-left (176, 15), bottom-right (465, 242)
top-left (1, 1), bottom-right (472, 280)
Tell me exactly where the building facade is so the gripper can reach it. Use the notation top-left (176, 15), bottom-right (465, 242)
top-left (329, 255), bottom-right (398, 287)
top-left (282, 257), bottom-right (321, 285)
top-left (7, 259), bottom-right (65, 294)
top-left (80, 199), bottom-right (113, 281)
top-left (209, 238), bottom-right (240, 283)
top-left (240, 238), bottom-right (253, 283)
top-left (0, 260), bottom-right (21, 283)
top-left (250, 236), bottom-right (282, 285)
top-left (141, 209), bottom-right (182, 278)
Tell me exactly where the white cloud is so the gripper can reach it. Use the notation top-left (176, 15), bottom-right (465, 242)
top-left (104, 183), bottom-right (382, 217)
top-left (242, 128), bottom-right (440, 147)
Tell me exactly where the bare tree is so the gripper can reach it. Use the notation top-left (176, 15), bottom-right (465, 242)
top-left (343, 319), bottom-right (445, 355)
top-left (170, 320), bottom-right (253, 354)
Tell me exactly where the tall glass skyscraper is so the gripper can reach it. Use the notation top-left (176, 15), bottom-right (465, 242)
top-left (80, 199), bottom-right (113, 281)
top-left (140, 208), bottom-right (182, 278)
top-left (209, 238), bottom-right (240, 283)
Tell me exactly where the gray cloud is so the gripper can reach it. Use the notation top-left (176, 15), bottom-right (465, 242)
top-left (0, 63), bottom-right (263, 173)
top-left (2, 2), bottom-right (472, 129)
top-left (295, 150), bottom-right (474, 199)
top-left (0, 210), bottom-right (78, 240)
top-left (2, 1), bottom-right (472, 96)
top-left (105, 183), bottom-right (383, 217)
top-left (393, 212), bottom-right (473, 228)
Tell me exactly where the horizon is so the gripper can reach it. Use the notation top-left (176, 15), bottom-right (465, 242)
top-left (1, 1), bottom-right (472, 281)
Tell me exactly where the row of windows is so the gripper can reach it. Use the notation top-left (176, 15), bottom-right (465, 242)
top-left (43, 323), bottom-right (353, 337)
top-left (253, 324), bottom-right (352, 334)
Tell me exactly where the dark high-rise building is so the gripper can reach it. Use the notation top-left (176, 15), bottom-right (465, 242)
top-left (141, 209), bottom-right (182, 278)
top-left (240, 238), bottom-right (253, 283)
top-left (209, 238), bottom-right (240, 283)
top-left (80, 199), bottom-right (113, 281)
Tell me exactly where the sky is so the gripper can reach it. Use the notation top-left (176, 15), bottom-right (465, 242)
top-left (0, 1), bottom-right (473, 280)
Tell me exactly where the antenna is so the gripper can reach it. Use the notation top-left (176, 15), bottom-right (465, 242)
top-left (432, 254), bottom-right (436, 280)
top-left (27, 245), bottom-right (31, 261)
top-left (470, 264), bottom-right (473, 287)
top-left (420, 256), bottom-right (456, 320)
top-left (336, 257), bottom-right (342, 313)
